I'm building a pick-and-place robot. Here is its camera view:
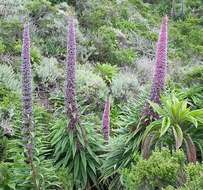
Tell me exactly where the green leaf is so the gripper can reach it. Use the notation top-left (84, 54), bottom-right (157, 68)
top-left (80, 159), bottom-right (87, 186)
top-left (80, 151), bottom-right (87, 172)
top-left (88, 167), bottom-right (97, 184)
top-left (160, 117), bottom-right (171, 137)
top-left (61, 136), bottom-right (69, 152)
top-left (173, 124), bottom-right (183, 150)
top-left (69, 130), bottom-right (74, 146)
top-left (8, 183), bottom-right (16, 190)
top-left (148, 100), bottom-right (163, 115)
top-left (51, 127), bottom-right (65, 145)
top-left (186, 116), bottom-right (198, 128)
top-left (72, 140), bottom-right (77, 158)
top-left (88, 159), bottom-right (96, 175)
top-left (74, 154), bottom-right (80, 182)
top-left (142, 120), bottom-right (161, 143)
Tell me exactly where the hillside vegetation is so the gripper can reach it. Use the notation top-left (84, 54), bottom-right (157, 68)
top-left (0, 0), bottom-right (203, 189)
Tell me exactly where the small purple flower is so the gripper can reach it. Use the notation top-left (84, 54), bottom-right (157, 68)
top-left (21, 22), bottom-right (33, 160)
top-left (65, 18), bottom-right (79, 130)
top-left (102, 96), bottom-right (110, 142)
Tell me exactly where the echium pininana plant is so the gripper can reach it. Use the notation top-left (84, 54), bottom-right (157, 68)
top-left (21, 22), bottom-right (34, 162)
top-left (102, 95), bottom-right (110, 142)
top-left (144, 16), bottom-right (168, 120)
top-left (65, 18), bottom-right (79, 130)
top-left (150, 16), bottom-right (168, 104)
top-left (22, 22), bottom-right (39, 190)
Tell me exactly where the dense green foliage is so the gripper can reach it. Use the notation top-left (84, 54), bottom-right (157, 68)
top-left (0, 0), bottom-right (202, 189)
top-left (122, 149), bottom-right (203, 190)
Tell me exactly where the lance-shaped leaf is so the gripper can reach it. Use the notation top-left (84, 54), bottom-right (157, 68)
top-left (173, 124), bottom-right (183, 150)
top-left (160, 116), bottom-right (171, 137)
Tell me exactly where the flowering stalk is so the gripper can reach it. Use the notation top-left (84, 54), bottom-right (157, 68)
top-left (102, 95), bottom-right (110, 142)
top-left (22, 22), bottom-right (34, 160)
top-left (65, 18), bottom-right (79, 130)
top-left (143, 16), bottom-right (168, 121)
top-left (150, 15), bottom-right (168, 104)
top-left (22, 22), bottom-right (39, 190)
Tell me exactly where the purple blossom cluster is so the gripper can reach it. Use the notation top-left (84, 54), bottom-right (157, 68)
top-left (21, 22), bottom-right (34, 161)
top-left (143, 16), bottom-right (168, 121)
top-left (65, 18), bottom-right (79, 130)
top-left (102, 96), bottom-right (110, 142)
top-left (150, 16), bottom-right (168, 104)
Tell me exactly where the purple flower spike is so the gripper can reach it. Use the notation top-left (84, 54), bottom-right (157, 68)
top-left (150, 16), bottom-right (168, 104)
top-left (143, 16), bottom-right (168, 122)
top-left (21, 22), bottom-right (34, 161)
top-left (65, 18), bottom-right (79, 130)
top-left (102, 96), bottom-right (110, 142)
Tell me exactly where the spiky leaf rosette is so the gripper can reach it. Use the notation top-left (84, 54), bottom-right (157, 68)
top-left (51, 117), bottom-right (103, 189)
top-left (101, 130), bottom-right (142, 189)
top-left (142, 94), bottom-right (203, 163)
top-left (101, 94), bottom-right (147, 188)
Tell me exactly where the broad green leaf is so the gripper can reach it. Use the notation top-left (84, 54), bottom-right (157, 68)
top-left (160, 117), bottom-right (171, 137)
top-left (186, 116), bottom-right (198, 128)
top-left (190, 109), bottom-right (203, 124)
top-left (173, 124), bottom-right (183, 150)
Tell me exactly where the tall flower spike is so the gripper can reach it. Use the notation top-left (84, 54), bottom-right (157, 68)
top-left (102, 96), bottom-right (110, 142)
top-left (21, 22), bottom-right (33, 161)
top-left (143, 16), bottom-right (168, 121)
top-left (150, 16), bottom-right (168, 104)
top-left (65, 18), bottom-right (79, 130)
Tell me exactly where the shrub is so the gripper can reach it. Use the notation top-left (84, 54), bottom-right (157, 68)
top-left (0, 40), bottom-right (5, 54)
top-left (0, 64), bottom-right (20, 92)
top-left (111, 71), bottom-right (140, 102)
top-left (93, 26), bottom-right (136, 65)
top-left (183, 65), bottom-right (203, 86)
top-left (122, 149), bottom-right (186, 190)
top-left (76, 65), bottom-right (107, 110)
top-left (35, 57), bottom-right (63, 84)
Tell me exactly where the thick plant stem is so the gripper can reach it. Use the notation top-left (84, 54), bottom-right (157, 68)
top-left (22, 22), bottom-right (39, 190)
top-left (102, 95), bottom-right (110, 143)
top-left (65, 18), bottom-right (79, 130)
